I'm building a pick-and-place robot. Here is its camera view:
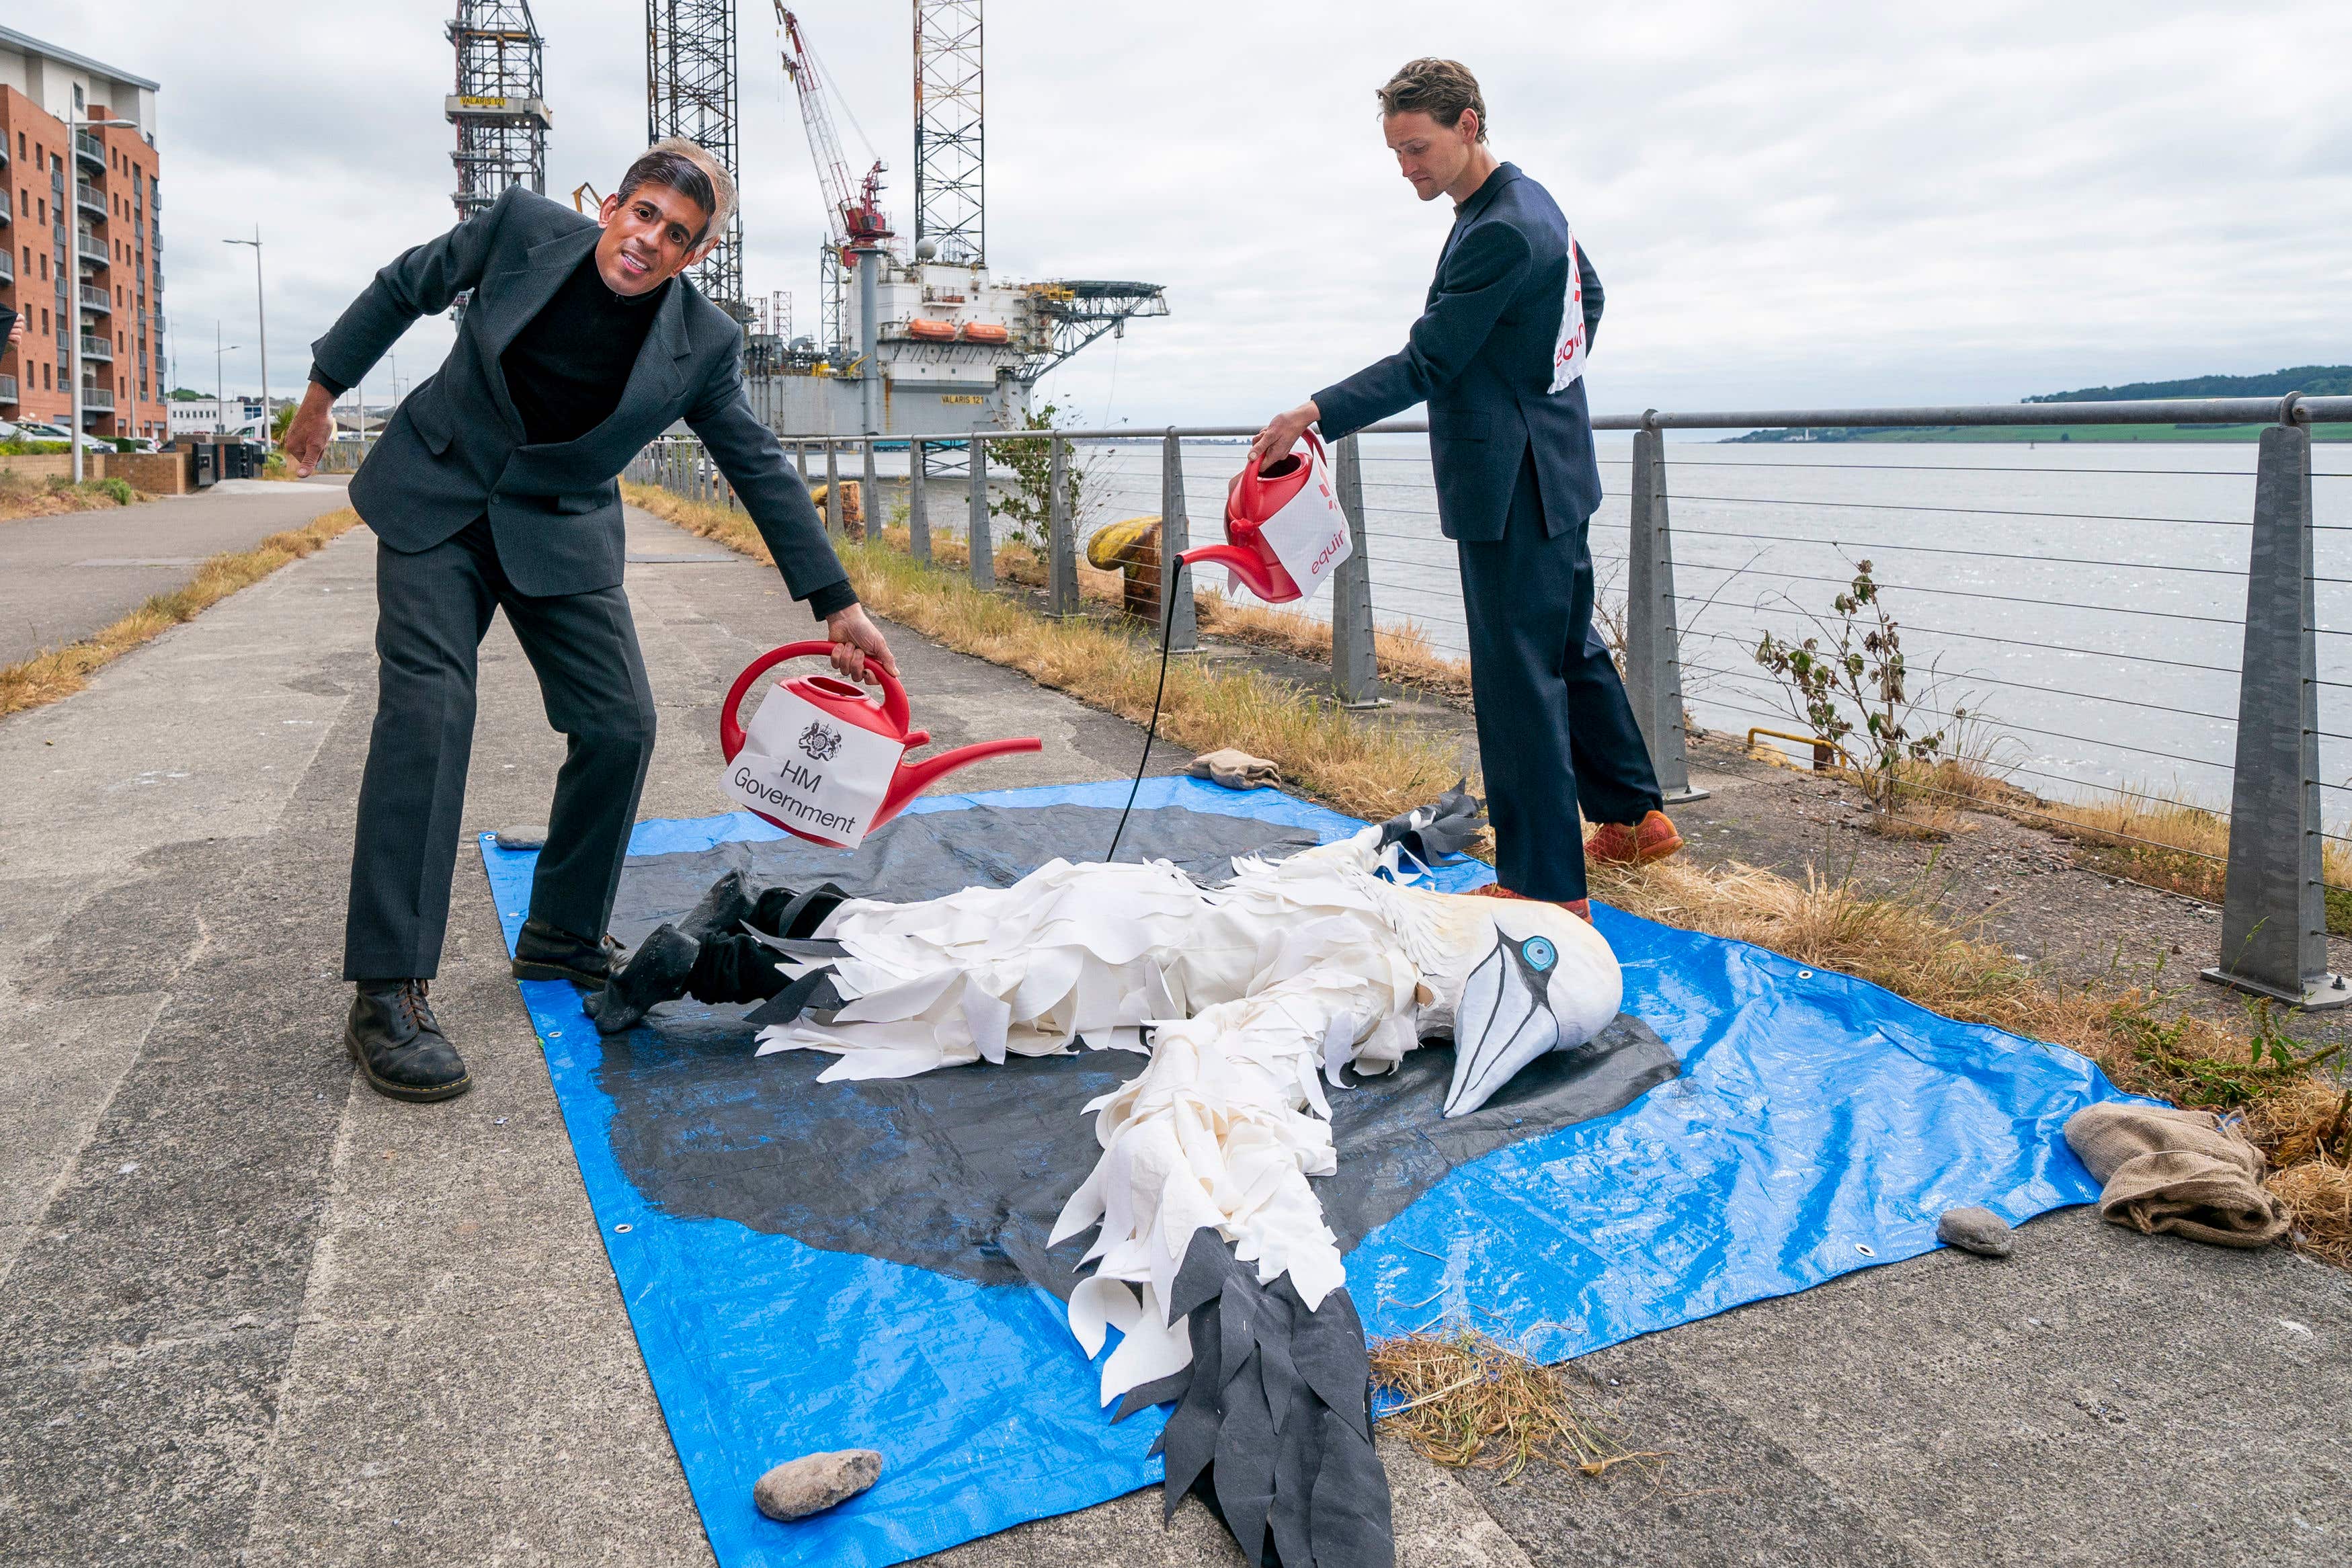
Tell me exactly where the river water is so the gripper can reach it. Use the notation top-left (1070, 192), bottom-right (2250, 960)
top-left (1049, 436), bottom-right (2352, 819)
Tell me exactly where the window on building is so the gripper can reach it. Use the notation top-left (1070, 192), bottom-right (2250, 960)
top-left (42, 362), bottom-right (50, 390)
top-left (39, 309), bottom-right (48, 334)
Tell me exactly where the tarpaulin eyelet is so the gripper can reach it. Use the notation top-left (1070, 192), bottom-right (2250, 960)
top-left (1855, 1243), bottom-right (1876, 1257)
top-left (1797, 970), bottom-right (1815, 980)
top-left (615, 1223), bottom-right (633, 1233)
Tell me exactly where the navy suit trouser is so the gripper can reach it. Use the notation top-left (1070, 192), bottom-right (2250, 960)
top-left (1457, 451), bottom-right (1662, 901)
top-left (343, 518), bottom-right (656, 981)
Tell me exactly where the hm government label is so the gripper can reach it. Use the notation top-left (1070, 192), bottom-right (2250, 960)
top-left (720, 684), bottom-right (903, 848)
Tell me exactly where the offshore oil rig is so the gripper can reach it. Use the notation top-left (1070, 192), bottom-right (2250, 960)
top-left (743, 1), bottom-right (1167, 435)
top-left (447, 1), bottom-right (1163, 436)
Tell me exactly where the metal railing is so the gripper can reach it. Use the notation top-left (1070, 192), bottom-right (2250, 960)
top-left (79, 283), bottom-right (109, 313)
top-left (80, 334), bottom-right (112, 362)
top-left (80, 385), bottom-right (113, 411)
top-left (0, 375), bottom-right (16, 404)
top-left (633, 393), bottom-right (2352, 1010)
top-left (75, 179), bottom-right (105, 217)
top-left (74, 130), bottom-right (104, 167)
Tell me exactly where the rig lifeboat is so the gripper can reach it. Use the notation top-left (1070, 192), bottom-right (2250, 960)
top-left (905, 317), bottom-right (959, 342)
top-left (959, 321), bottom-right (1010, 345)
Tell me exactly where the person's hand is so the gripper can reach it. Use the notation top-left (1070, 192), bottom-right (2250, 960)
top-left (824, 603), bottom-right (899, 685)
top-left (1249, 399), bottom-right (1320, 470)
top-left (282, 382), bottom-right (337, 477)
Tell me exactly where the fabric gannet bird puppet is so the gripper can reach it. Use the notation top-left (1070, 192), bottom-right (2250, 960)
top-left (590, 787), bottom-right (1621, 1568)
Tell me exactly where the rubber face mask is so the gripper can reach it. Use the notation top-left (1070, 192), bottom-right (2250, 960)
top-left (1443, 927), bottom-right (1567, 1117)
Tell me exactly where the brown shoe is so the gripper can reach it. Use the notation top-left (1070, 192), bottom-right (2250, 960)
top-left (1585, 809), bottom-right (1684, 866)
top-left (1469, 884), bottom-right (1592, 923)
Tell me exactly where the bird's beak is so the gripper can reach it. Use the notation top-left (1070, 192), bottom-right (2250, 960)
top-left (1443, 935), bottom-right (1561, 1117)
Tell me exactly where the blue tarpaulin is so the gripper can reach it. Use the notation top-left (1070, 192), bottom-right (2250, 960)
top-left (479, 776), bottom-right (2134, 1568)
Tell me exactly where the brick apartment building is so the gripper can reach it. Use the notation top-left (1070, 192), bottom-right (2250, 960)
top-left (0, 26), bottom-right (166, 442)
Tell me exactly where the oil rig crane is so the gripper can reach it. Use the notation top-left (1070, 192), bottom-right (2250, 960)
top-left (753, 1), bottom-right (1167, 436)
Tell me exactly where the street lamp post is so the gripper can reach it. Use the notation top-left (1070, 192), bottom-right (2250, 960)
top-left (222, 226), bottom-right (268, 450)
top-left (67, 109), bottom-right (140, 483)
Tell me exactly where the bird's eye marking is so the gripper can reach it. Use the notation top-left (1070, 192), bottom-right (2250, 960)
top-left (1521, 937), bottom-right (1555, 971)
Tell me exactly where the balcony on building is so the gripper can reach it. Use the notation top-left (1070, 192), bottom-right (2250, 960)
top-left (75, 180), bottom-right (106, 219)
top-left (0, 188), bottom-right (10, 226)
top-left (75, 130), bottom-right (105, 170)
top-left (0, 374), bottom-right (17, 405)
top-left (78, 229), bottom-right (105, 265)
top-left (81, 333), bottom-right (112, 362)
top-left (81, 283), bottom-right (110, 314)
top-left (81, 385), bottom-right (114, 413)
top-left (0, 249), bottom-right (12, 284)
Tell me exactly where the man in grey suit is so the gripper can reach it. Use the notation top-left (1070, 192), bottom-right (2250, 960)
top-left (282, 138), bottom-right (895, 1104)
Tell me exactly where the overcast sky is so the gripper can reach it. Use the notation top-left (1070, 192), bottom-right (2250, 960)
top-left (66, 0), bottom-right (2352, 426)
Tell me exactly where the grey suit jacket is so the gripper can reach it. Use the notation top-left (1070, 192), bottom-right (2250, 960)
top-left (312, 188), bottom-right (848, 603)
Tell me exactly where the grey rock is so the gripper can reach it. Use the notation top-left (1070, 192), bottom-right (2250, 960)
top-left (493, 824), bottom-right (550, 850)
top-left (753, 1448), bottom-right (883, 1522)
top-left (1939, 1206), bottom-right (2015, 1258)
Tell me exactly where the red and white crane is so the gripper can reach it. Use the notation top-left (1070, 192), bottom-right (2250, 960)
top-left (775, 5), bottom-right (891, 251)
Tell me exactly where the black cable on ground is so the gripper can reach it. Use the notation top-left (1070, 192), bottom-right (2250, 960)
top-left (1108, 557), bottom-right (1188, 862)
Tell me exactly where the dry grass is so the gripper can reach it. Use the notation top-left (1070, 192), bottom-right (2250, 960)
top-left (0, 507), bottom-right (363, 718)
top-left (1590, 852), bottom-right (2352, 1263)
top-left (626, 483), bottom-right (1467, 822)
top-left (1370, 1329), bottom-right (1664, 1483)
top-left (627, 477), bottom-right (2352, 1266)
top-left (0, 469), bottom-right (147, 522)
top-left (1195, 589), bottom-right (1473, 695)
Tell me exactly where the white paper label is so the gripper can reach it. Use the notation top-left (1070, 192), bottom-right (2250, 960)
top-left (1547, 231), bottom-right (1587, 395)
top-left (1254, 440), bottom-right (1354, 601)
top-left (719, 684), bottom-right (905, 848)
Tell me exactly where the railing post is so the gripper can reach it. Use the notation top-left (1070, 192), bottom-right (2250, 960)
top-left (824, 442), bottom-right (842, 536)
top-left (968, 437), bottom-right (994, 589)
top-left (1625, 420), bottom-right (1707, 803)
top-left (908, 439), bottom-right (930, 563)
top-left (795, 440), bottom-right (809, 483)
top-left (1047, 436), bottom-right (1078, 616)
top-left (1160, 430), bottom-right (1197, 653)
top-left (1330, 433), bottom-right (1387, 708)
top-left (862, 437), bottom-right (879, 540)
top-left (2204, 417), bottom-right (2346, 1009)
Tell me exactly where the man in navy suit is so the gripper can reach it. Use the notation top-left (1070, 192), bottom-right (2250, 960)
top-left (1252, 59), bottom-right (1681, 917)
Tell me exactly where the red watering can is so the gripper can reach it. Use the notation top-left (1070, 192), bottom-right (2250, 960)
top-left (719, 641), bottom-right (1041, 845)
top-left (1176, 430), bottom-right (1334, 604)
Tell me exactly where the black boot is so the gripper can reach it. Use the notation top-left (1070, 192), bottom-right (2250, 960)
top-left (346, 980), bottom-right (472, 1103)
top-left (512, 918), bottom-right (623, 986)
top-left (679, 868), bottom-right (757, 945)
top-left (587, 925), bottom-right (702, 1034)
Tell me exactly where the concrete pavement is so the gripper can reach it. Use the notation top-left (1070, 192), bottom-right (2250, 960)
top-left (0, 498), bottom-right (2344, 1567)
top-left (0, 475), bottom-right (355, 664)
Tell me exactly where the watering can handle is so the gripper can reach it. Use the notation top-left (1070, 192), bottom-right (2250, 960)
top-left (1235, 426), bottom-right (1327, 513)
top-left (719, 640), bottom-right (911, 761)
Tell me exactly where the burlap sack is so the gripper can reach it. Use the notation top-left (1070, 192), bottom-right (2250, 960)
top-left (2063, 1102), bottom-right (2289, 1248)
top-left (1187, 748), bottom-right (1281, 791)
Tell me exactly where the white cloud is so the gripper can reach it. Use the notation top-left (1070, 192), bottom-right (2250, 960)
top-left (52, 0), bottom-right (2349, 423)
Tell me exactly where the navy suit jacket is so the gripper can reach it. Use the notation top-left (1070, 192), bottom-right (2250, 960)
top-left (1313, 163), bottom-right (1605, 540)
top-left (311, 188), bottom-right (846, 603)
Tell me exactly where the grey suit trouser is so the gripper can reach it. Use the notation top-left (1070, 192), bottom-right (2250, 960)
top-left (343, 518), bottom-right (656, 981)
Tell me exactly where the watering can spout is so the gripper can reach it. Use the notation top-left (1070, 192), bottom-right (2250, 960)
top-left (1181, 542), bottom-right (1291, 604)
top-left (883, 737), bottom-right (1045, 817)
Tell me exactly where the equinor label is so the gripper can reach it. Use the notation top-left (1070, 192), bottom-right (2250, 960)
top-left (720, 684), bottom-right (903, 848)
top-left (1255, 439), bottom-right (1352, 602)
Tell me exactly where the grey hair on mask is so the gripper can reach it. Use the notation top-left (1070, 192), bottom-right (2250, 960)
top-left (617, 136), bottom-right (738, 246)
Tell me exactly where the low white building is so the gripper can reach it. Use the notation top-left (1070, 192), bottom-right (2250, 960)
top-left (168, 397), bottom-right (267, 439)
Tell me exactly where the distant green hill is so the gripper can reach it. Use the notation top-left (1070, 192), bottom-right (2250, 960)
top-left (1725, 364), bottom-right (2352, 442)
top-left (2024, 365), bottom-right (2352, 402)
